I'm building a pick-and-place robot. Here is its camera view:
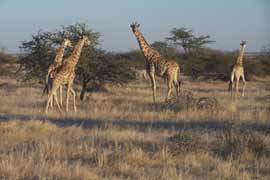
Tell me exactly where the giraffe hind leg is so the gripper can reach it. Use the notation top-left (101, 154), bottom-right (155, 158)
top-left (149, 72), bottom-right (156, 104)
top-left (173, 73), bottom-right (180, 97)
top-left (173, 80), bottom-right (179, 97)
top-left (45, 94), bottom-right (53, 113)
top-left (166, 77), bottom-right (173, 102)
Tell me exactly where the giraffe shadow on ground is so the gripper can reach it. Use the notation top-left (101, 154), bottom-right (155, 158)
top-left (0, 113), bottom-right (269, 134)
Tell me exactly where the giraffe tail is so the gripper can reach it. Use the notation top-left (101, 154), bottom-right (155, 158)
top-left (228, 80), bottom-right (233, 92)
top-left (42, 74), bottom-right (49, 96)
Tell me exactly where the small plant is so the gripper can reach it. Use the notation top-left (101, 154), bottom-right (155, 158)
top-left (164, 90), bottom-right (222, 114)
top-left (215, 128), bottom-right (267, 160)
top-left (167, 131), bottom-right (207, 155)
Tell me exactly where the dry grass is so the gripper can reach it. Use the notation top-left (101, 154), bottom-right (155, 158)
top-left (0, 76), bottom-right (269, 179)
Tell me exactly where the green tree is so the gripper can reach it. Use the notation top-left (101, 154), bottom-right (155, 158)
top-left (151, 41), bottom-right (179, 59)
top-left (166, 27), bottom-right (214, 57)
top-left (0, 50), bottom-right (17, 76)
top-left (18, 23), bottom-right (134, 100)
top-left (77, 48), bottom-right (134, 100)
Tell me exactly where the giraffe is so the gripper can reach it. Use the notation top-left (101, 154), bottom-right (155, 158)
top-left (45, 36), bottom-right (91, 113)
top-left (43, 38), bottom-right (72, 106)
top-left (130, 22), bottom-right (181, 103)
top-left (229, 41), bottom-right (247, 97)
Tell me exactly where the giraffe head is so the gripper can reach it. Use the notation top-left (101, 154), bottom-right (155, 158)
top-left (130, 22), bottom-right (140, 33)
top-left (82, 35), bottom-right (91, 46)
top-left (63, 38), bottom-right (72, 48)
top-left (240, 41), bottom-right (247, 48)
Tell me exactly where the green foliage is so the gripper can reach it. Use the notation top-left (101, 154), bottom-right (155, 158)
top-left (78, 48), bottom-right (135, 100)
top-left (18, 23), bottom-right (100, 81)
top-left (245, 45), bottom-right (270, 77)
top-left (18, 23), bottom-right (134, 100)
top-left (0, 51), bottom-right (17, 76)
top-left (215, 128), bottom-right (267, 159)
top-left (18, 31), bottom-right (56, 81)
top-left (166, 27), bottom-right (214, 56)
top-left (113, 50), bottom-right (145, 69)
top-left (151, 41), bottom-right (179, 59)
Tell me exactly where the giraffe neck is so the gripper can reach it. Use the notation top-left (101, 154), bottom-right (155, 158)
top-left (69, 39), bottom-right (85, 66)
top-left (133, 30), bottom-right (160, 60)
top-left (236, 46), bottom-right (245, 65)
top-left (54, 41), bottom-right (67, 64)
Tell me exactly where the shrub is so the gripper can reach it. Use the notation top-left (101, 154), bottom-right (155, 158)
top-left (0, 51), bottom-right (17, 76)
top-left (214, 128), bottom-right (267, 160)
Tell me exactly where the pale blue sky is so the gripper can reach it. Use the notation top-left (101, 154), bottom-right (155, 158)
top-left (0, 0), bottom-right (269, 53)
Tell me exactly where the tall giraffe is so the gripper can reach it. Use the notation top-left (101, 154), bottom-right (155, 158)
top-left (130, 22), bottom-right (181, 103)
top-left (45, 36), bottom-right (91, 113)
top-left (229, 41), bottom-right (247, 97)
top-left (43, 38), bottom-right (72, 106)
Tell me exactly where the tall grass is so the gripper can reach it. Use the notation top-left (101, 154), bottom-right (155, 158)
top-left (0, 77), bottom-right (269, 179)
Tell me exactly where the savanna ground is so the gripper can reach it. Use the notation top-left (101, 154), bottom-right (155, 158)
top-left (0, 76), bottom-right (269, 180)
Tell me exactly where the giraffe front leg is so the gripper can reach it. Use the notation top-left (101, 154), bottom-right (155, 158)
top-left (70, 87), bottom-right (77, 112)
top-left (230, 73), bottom-right (234, 98)
top-left (50, 91), bottom-right (54, 108)
top-left (236, 77), bottom-right (240, 98)
top-left (45, 94), bottom-right (53, 113)
top-left (53, 92), bottom-right (62, 113)
top-left (59, 85), bottom-right (63, 106)
top-left (241, 75), bottom-right (246, 97)
top-left (149, 72), bottom-right (156, 104)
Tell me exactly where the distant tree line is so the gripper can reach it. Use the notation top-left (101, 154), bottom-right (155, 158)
top-left (0, 50), bottom-right (17, 76)
top-left (0, 23), bottom-right (269, 95)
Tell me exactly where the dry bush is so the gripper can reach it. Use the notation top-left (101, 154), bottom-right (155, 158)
top-left (214, 128), bottom-right (268, 160)
top-left (196, 97), bottom-right (222, 113)
top-left (164, 89), bottom-right (223, 114)
top-left (164, 89), bottom-right (196, 111)
top-left (0, 82), bottom-right (17, 93)
top-left (256, 94), bottom-right (270, 103)
top-left (167, 131), bottom-right (208, 155)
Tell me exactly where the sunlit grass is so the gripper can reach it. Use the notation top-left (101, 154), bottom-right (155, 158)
top-left (0, 76), bottom-right (269, 179)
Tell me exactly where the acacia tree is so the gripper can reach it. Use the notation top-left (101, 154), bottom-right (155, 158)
top-left (18, 23), bottom-right (134, 100)
top-left (166, 27), bottom-right (214, 57)
top-left (77, 48), bottom-right (134, 100)
top-left (151, 41), bottom-right (179, 59)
